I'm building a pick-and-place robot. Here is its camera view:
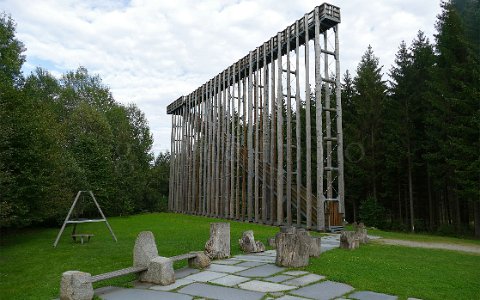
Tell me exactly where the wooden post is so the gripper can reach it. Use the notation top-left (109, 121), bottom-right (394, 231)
top-left (276, 32), bottom-right (284, 226)
top-left (236, 64), bottom-right (242, 220)
top-left (262, 42), bottom-right (269, 224)
top-left (254, 47), bottom-right (260, 223)
top-left (247, 51), bottom-right (254, 222)
top-left (221, 70), bottom-right (227, 218)
top-left (201, 85), bottom-right (207, 215)
top-left (304, 14), bottom-right (312, 229)
top-left (229, 65), bottom-right (236, 219)
top-left (270, 37), bottom-right (277, 225)
top-left (335, 25), bottom-right (345, 217)
top-left (206, 80), bottom-right (213, 216)
top-left (242, 67), bottom-right (247, 221)
top-left (295, 20), bottom-right (302, 226)
top-left (215, 75), bottom-right (221, 216)
top-left (208, 80), bottom-right (214, 216)
top-left (169, 115), bottom-right (175, 211)
top-left (314, 7), bottom-right (325, 231)
top-left (286, 26), bottom-right (293, 226)
top-left (324, 31), bottom-right (333, 228)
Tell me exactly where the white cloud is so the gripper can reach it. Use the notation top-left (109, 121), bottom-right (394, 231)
top-left (1, 0), bottom-right (441, 155)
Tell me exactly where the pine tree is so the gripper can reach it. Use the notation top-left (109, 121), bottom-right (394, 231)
top-left (352, 46), bottom-right (388, 202)
top-left (427, 1), bottom-right (480, 234)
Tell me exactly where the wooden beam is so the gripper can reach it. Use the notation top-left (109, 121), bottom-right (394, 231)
top-left (304, 13), bottom-right (312, 229)
top-left (335, 25), bottom-right (345, 216)
top-left (247, 51), bottom-right (254, 222)
top-left (254, 47), bottom-right (260, 223)
top-left (270, 37), bottom-right (277, 225)
top-left (295, 20), bottom-right (302, 227)
top-left (276, 32), bottom-right (284, 225)
top-left (286, 27), bottom-right (293, 226)
top-left (314, 7), bottom-right (325, 231)
top-left (262, 41), bottom-right (269, 224)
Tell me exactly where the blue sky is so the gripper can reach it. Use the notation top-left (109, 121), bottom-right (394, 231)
top-left (1, 0), bottom-right (441, 155)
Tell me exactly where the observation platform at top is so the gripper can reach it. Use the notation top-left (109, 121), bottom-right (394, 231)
top-left (166, 3), bottom-right (340, 115)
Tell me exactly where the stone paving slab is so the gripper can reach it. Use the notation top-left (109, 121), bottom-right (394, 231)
top-left (96, 287), bottom-right (192, 300)
top-left (177, 282), bottom-right (265, 300)
top-left (238, 280), bottom-right (297, 292)
top-left (253, 250), bottom-right (277, 256)
top-left (175, 267), bottom-right (200, 279)
top-left (290, 280), bottom-right (354, 300)
top-left (235, 260), bottom-right (267, 268)
top-left (264, 274), bottom-right (294, 283)
top-left (231, 254), bottom-right (276, 263)
top-left (283, 271), bottom-right (310, 276)
top-left (349, 291), bottom-right (398, 300)
top-left (181, 270), bottom-right (227, 282)
top-left (283, 274), bottom-right (325, 286)
top-left (236, 264), bottom-right (285, 277)
top-left (150, 278), bottom-right (195, 291)
top-left (277, 295), bottom-right (312, 300)
top-left (209, 274), bottom-right (250, 287)
top-left (206, 263), bottom-right (248, 273)
top-left (212, 259), bottom-right (242, 265)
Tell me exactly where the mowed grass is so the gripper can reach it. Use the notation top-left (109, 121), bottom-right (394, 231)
top-left (347, 225), bottom-right (480, 246)
top-left (0, 213), bottom-right (278, 299)
top-left (306, 244), bottom-right (480, 300)
top-left (1, 213), bottom-right (479, 299)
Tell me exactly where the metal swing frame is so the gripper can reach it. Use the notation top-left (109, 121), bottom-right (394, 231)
top-left (53, 190), bottom-right (117, 247)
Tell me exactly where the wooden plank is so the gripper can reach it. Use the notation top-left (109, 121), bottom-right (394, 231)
top-left (295, 20), bottom-right (303, 227)
top-left (90, 266), bottom-right (146, 283)
top-left (170, 252), bottom-right (198, 261)
top-left (314, 7), bottom-right (325, 231)
top-left (304, 13), bottom-right (312, 229)
top-left (276, 32), bottom-right (284, 225)
top-left (286, 26), bottom-right (293, 226)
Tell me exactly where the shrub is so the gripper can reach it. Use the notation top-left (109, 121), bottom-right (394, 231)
top-left (359, 196), bottom-right (387, 228)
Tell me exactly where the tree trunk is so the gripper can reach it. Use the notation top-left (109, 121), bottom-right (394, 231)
top-left (474, 202), bottom-right (480, 239)
top-left (407, 143), bottom-right (415, 232)
top-left (454, 187), bottom-right (461, 233)
top-left (275, 232), bottom-right (310, 267)
top-left (371, 127), bottom-right (377, 199)
top-left (428, 170), bottom-right (434, 231)
top-left (205, 223), bottom-right (230, 259)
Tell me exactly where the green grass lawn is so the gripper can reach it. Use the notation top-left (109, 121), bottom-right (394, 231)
top-left (1, 212), bottom-right (479, 299)
top-left (347, 225), bottom-right (480, 246)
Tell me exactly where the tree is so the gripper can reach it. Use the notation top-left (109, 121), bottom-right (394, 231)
top-left (426, 1), bottom-right (480, 235)
top-left (351, 46), bottom-right (388, 201)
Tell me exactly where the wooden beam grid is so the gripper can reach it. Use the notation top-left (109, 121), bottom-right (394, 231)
top-left (167, 4), bottom-right (344, 231)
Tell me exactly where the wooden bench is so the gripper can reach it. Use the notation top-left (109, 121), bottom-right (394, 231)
top-left (90, 266), bottom-right (147, 283)
top-left (89, 252), bottom-right (207, 284)
top-left (72, 234), bottom-right (94, 244)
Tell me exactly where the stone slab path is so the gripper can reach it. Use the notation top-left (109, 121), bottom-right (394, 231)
top-left (95, 234), bottom-right (420, 300)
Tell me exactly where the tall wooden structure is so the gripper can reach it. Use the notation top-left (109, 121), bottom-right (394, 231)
top-left (167, 3), bottom-right (344, 231)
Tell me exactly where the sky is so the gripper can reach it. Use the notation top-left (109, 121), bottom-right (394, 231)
top-left (2, 0), bottom-right (442, 155)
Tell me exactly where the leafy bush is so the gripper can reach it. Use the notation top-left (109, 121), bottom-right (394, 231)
top-left (359, 196), bottom-right (387, 228)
